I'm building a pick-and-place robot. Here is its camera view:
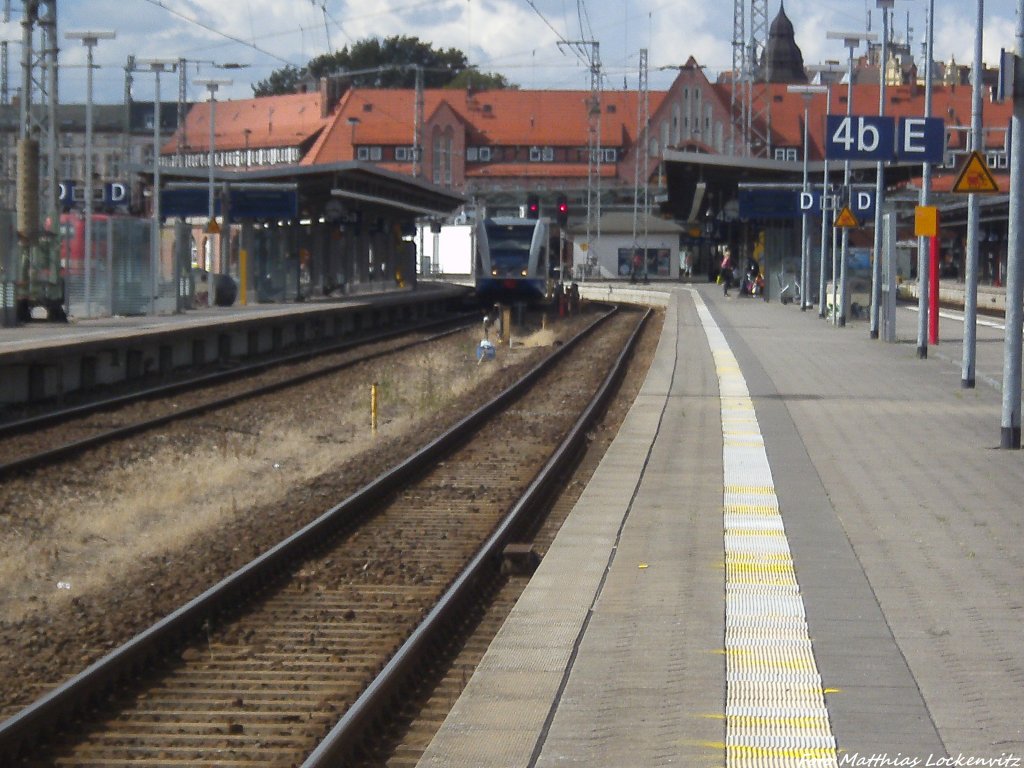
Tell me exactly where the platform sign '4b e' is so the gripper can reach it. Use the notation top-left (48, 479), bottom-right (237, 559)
top-left (826, 115), bottom-right (945, 162)
top-left (827, 115), bottom-right (895, 161)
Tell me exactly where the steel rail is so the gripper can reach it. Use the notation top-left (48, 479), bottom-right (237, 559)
top-left (303, 306), bottom-right (651, 767)
top-left (0, 319), bottom-right (474, 481)
top-left (0, 305), bottom-right (624, 758)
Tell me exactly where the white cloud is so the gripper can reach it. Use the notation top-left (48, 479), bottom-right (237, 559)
top-left (37, 0), bottom-right (1024, 105)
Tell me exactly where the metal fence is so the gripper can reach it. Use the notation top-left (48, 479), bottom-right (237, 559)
top-left (0, 211), bottom-right (334, 321)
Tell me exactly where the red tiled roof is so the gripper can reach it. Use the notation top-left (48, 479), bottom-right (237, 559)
top-left (466, 162), bottom-right (617, 179)
top-left (166, 91), bottom-right (328, 154)
top-left (303, 87), bottom-right (668, 166)
top-left (740, 82), bottom-right (1013, 160)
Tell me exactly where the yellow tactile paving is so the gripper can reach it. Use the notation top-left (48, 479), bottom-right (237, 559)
top-left (693, 293), bottom-right (838, 768)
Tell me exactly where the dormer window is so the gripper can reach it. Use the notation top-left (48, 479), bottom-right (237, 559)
top-left (530, 146), bottom-right (554, 162)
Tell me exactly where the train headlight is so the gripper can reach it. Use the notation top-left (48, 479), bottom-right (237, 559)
top-left (521, 269), bottom-right (528, 276)
top-left (491, 269), bottom-right (498, 276)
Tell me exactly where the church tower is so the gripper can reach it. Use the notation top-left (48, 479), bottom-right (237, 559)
top-left (763, 1), bottom-right (808, 83)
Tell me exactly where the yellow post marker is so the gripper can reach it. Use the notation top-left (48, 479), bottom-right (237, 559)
top-left (371, 383), bottom-right (378, 435)
top-left (238, 248), bottom-right (248, 305)
top-left (501, 305), bottom-right (512, 347)
top-left (914, 206), bottom-right (939, 238)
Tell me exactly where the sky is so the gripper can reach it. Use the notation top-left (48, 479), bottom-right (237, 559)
top-left (2, 0), bottom-right (1020, 106)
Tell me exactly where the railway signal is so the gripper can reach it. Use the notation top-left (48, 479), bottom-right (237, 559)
top-left (556, 195), bottom-right (569, 226)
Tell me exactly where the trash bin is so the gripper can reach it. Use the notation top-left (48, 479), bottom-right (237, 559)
top-left (213, 274), bottom-right (238, 307)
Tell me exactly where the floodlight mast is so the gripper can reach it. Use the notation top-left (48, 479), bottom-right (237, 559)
top-left (194, 77), bottom-right (232, 274)
top-left (825, 30), bottom-right (876, 327)
top-left (66, 29), bottom-right (116, 319)
top-left (137, 58), bottom-right (178, 315)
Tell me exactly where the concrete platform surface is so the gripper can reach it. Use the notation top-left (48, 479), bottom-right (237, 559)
top-left (418, 284), bottom-right (1024, 767)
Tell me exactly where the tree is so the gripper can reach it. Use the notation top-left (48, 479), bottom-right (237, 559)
top-left (252, 35), bottom-right (513, 96)
top-left (252, 65), bottom-right (303, 97)
top-left (446, 69), bottom-right (514, 91)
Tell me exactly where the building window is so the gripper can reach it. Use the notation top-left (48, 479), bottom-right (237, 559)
top-left (433, 128), bottom-right (453, 186)
top-left (395, 146), bottom-right (411, 161)
top-left (466, 146), bottom-right (478, 161)
top-left (987, 152), bottom-right (1008, 169)
top-left (530, 146), bottom-right (542, 162)
top-left (602, 148), bottom-right (617, 163)
top-left (773, 147), bottom-right (798, 162)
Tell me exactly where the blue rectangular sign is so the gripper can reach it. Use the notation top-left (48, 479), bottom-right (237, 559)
top-left (161, 188), bottom-right (219, 219)
top-left (230, 189), bottom-right (298, 219)
top-left (826, 115), bottom-right (897, 161)
top-left (738, 188), bottom-right (799, 220)
top-left (826, 115), bottom-right (945, 162)
top-left (739, 186), bottom-right (874, 220)
top-left (897, 117), bottom-right (945, 163)
top-left (798, 187), bottom-right (875, 218)
top-left (160, 188), bottom-right (297, 220)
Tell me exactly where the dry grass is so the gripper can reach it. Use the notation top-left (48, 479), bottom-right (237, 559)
top-left (0, 327), bottom-right (554, 623)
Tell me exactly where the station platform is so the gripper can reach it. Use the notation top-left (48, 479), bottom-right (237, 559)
top-left (0, 284), bottom-right (469, 406)
top-left (418, 283), bottom-right (1024, 766)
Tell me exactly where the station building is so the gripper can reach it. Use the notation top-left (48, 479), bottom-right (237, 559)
top-left (7, 1), bottom-right (1012, 316)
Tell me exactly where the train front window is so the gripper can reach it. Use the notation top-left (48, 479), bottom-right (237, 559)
top-left (485, 223), bottom-right (533, 275)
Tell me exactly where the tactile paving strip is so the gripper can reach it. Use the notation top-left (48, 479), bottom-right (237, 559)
top-left (695, 295), bottom-right (838, 768)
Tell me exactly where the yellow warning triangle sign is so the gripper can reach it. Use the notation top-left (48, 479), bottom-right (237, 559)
top-left (205, 218), bottom-right (221, 235)
top-left (952, 150), bottom-right (1000, 194)
top-left (834, 206), bottom-right (860, 228)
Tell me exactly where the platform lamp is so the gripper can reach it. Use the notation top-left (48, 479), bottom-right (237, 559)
top-left (825, 30), bottom-right (876, 327)
top-left (194, 77), bottom-right (232, 274)
top-left (788, 85), bottom-right (828, 312)
top-left (65, 29), bottom-right (116, 320)
top-left (137, 59), bottom-right (177, 315)
top-left (869, 0), bottom-right (906, 340)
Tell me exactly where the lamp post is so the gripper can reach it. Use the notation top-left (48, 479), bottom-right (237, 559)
top-left (870, 0), bottom-right (905, 340)
top-left (961, 0), bottom-right (985, 389)
top-left (918, 0), bottom-right (937, 357)
top-left (137, 58), bottom-right (177, 315)
top-left (1000, 0), bottom-right (1024, 448)
top-left (826, 30), bottom-right (876, 326)
top-left (194, 77), bottom-right (232, 274)
top-left (65, 29), bottom-right (115, 319)
top-left (810, 64), bottom-right (843, 319)
top-left (788, 85), bottom-right (828, 311)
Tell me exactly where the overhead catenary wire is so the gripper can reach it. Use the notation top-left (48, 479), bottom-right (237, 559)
top-left (139, 0), bottom-right (299, 67)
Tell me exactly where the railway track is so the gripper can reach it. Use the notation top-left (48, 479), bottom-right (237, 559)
top-left (350, 358), bottom-right (651, 768)
top-left (0, 315), bottom-right (473, 480)
top-left (1, 305), bottom-right (651, 767)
